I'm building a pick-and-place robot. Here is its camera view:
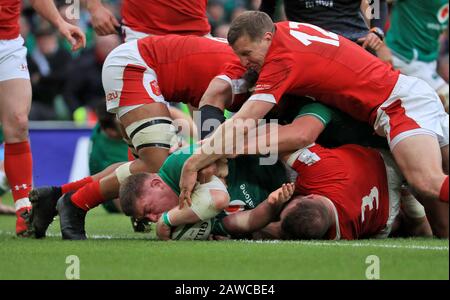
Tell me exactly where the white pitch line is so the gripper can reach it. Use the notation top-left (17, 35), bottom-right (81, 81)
top-left (1, 230), bottom-right (448, 251)
top-left (0, 230), bottom-right (131, 240)
top-left (238, 239), bottom-right (449, 251)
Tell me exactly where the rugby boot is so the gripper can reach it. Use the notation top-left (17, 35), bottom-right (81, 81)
top-left (29, 186), bottom-right (61, 238)
top-left (56, 192), bottom-right (87, 240)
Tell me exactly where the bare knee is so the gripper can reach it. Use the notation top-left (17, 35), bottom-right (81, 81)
top-left (1, 112), bottom-right (29, 142)
top-left (408, 175), bottom-right (445, 201)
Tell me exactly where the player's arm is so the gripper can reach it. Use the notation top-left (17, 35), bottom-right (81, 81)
top-left (179, 99), bottom-right (275, 208)
top-left (198, 63), bottom-right (254, 140)
top-left (84, 0), bottom-right (120, 35)
top-left (242, 102), bottom-right (332, 156)
top-left (198, 78), bottom-right (232, 139)
top-left (359, 0), bottom-right (387, 51)
top-left (29, 0), bottom-right (86, 51)
top-left (219, 183), bottom-right (295, 236)
top-left (180, 61), bottom-right (290, 207)
top-left (157, 185), bottom-right (230, 240)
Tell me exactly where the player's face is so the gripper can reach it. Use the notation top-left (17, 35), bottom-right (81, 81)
top-left (232, 33), bottom-right (272, 71)
top-left (134, 181), bottom-right (178, 222)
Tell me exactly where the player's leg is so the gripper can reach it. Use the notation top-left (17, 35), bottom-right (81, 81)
top-left (440, 113), bottom-right (449, 174)
top-left (58, 103), bottom-right (173, 239)
top-left (56, 41), bottom-right (175, 239)
top-left (392, 135), bottom-right (445, 200)
top-left (0, 78), bottom-right (33, 236)
top-left (374, 75), bottom-right (449, 237)
top-left (391, 136), bottom-right (448, 238)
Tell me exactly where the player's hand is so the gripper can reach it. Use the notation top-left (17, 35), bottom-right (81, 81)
top-left (267, 183), bottom-right (295, 206)
top-left (89, 4), bottom-right (120, 35)
top-left (357, 32), bottom-right (383, 51)
top-left (57, 21), bottom-right (86, 51)
top-left (198, 163), bottom-right (217, 184)
top-left (156, 217), bottom-right (172, 240)
top-left (179, 162), bottom-right (198, 208)
top-left (216, 158), bottom-right (229, 178)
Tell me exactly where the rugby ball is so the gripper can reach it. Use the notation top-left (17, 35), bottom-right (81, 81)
top-left (171, 219), bottom-right (213, 240)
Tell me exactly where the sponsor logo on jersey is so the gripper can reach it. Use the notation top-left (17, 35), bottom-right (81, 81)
top-left (150, 80), bottom-right (162, 96)
top-left (239, 184), bottom-right (255, 207)
top-left (297, 148), bottom-right (321, 166)
top-left (224, 199), bottom-right (246, 215)
top-left (438, 3), bottom-right (449, 24)
top-left (305, 0), bottom-right (334, 9)
top-left (254, 84), bottom-right (272, 91)
top-left (106, 91), bottom-right (119, 102)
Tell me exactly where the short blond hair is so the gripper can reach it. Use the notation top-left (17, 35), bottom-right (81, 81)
top-left (227, 11), bottom-right (275, 45)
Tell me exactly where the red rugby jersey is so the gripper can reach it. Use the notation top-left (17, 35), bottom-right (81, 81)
top-left (137, 35), bottom-right (246, 108)
top-left (291, 144), bottom-right (390, 240)
top-left (122, 0), bottom-right (210, 36)
top-left (244, 21), bottom-right (400, 125)
top-left (0, 0), bottom-right (21, 40)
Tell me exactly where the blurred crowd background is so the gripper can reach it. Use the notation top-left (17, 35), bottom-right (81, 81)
top-left (19, 0), bottom-right (448, 124)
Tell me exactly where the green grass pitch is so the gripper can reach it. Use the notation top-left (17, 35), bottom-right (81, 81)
top-left (0, 193), bottom-right (448, 280)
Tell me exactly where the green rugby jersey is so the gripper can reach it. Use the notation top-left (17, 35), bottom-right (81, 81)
top-left (158, 145), bottom-right (288, 235)
top-left (89, 123), bottom-right (129, 213)
top-left (386, 0), bottom-right (449, 62)
top-left (88, 123), bottom-right (129, 175)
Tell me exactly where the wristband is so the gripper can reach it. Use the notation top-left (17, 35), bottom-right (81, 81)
top-left (162, 212), bottom-right (172, 227)
top-left (370, 27), bottom-right (385, 41)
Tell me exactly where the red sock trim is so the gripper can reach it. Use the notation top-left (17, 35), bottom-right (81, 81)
top-left (61, 176), bottom-right (94, 194)
top-left (71, 180), bottom-right (105, 211)
top-left (439, 176), bottom-right (449, 203)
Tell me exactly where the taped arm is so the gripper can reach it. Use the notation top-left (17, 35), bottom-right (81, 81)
top-left (198, 78), bottom-right (231, 139)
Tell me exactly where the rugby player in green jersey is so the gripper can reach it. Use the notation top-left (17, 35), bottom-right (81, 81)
top-left (386, 0), bottom-right (449, 111)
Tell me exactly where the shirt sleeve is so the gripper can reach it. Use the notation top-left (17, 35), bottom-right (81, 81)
top-left (249, 57), bottom-right (294, 104)
top-left (295, 102), bottom-right (335, 126)
top-left (217, 59), bottom-right (248, 95)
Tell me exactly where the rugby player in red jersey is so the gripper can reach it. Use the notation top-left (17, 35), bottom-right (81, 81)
top-left (0, 0), bottom-right (85, 236)
top-left (179, 12), bottom-right (449, 234)
top-left (86, 0), bottom-right (210, 41)
top-left (30, 35), bottom-right (251, 239)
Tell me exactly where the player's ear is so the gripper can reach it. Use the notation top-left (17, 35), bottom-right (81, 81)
top-left (149, 177), bottom-right (164, 189)
top-left (263, 31), bottom-right (273, 43)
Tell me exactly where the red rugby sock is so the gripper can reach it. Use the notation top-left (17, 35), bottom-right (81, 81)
top-left (4, 142), bottom-right (33, 208)
top-left (439, 176), bottom-right (449, 203)
top-left (61, 176), bottom-right (94, 194)
top-left (70, 180), bottom-right (105, 211)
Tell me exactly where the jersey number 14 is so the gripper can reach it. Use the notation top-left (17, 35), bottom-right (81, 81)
top-left (289, 22), bottom-right (340, 47)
